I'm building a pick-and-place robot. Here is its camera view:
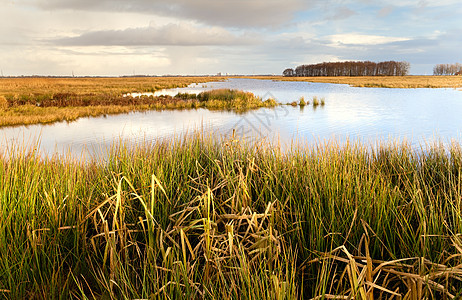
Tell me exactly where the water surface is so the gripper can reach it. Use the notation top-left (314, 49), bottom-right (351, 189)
top-left (1, 78), bottom-right (462, 158)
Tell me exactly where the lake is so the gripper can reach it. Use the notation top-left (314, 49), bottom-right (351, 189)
top-left (1, 78), bottom-right (462, 158)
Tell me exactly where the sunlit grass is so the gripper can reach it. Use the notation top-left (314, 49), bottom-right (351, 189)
top-left (174, 89), bottom-right (279, 111)
top-left (246, 75), bottom-right (462, 88)
top-left (0, 76), bottom-right (224, 96)
top-left (1, 135), bottom-right (462, 298)
top-left (0, 87), bottom-right (279, 127)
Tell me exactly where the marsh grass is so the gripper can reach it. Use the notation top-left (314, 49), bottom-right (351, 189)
top-left (0, 96), bottom-right (7, 110)
top-left (312, 96), bottom-right (320, 106)
top-left (0, 77), bottom-right (224, 127)
top-left (1, 135), bottom-right (462, 298)
top-left (248, 75), bottom-right (462, 89)
top-left (0, 88), bottom-right (278, 127)
top-left (0, 77), bottom-right (224, 97)
top-left (173, 89), bottom-right (279, 111)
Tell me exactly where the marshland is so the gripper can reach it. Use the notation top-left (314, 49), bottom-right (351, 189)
top-left (2, 134), bottom-right (462, 299)
top-left (2, 76), bottom-right (462, 299)
top-left (248, 75), bottom-right (462, 89)
top-left (4, 0), bottom-right (462, 297)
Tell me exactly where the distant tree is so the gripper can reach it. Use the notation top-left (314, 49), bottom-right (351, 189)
top-left (290, 61), bottom-right (410, 77)
top-left (283, 68), bottom-right (295, 77)
top-left (433, 63), bottom-right (462, 75)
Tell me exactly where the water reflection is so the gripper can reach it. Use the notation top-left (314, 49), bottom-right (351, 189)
top-left (1, 78), bottom-right (462, 159)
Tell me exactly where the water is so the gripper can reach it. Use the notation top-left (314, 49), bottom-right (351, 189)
top-left (1, 78), bottom-right (462, 158)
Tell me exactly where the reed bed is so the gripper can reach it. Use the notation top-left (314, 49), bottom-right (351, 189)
top-left (1, 135), bottom-right (462, 299)
top-left (0, 77), bottom-right (224, 127)
top-left (0, 89), bottom-right (277, 127)
top-left (0, 77), bottom-right (223, 96)
top-left (246, 76), bottom-right (462, 89)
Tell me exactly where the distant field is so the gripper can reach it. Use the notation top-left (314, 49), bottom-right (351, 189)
top-left (0, 76), bottom-right (222, 95)
top-left (247, 75), bottom-right (462, 88)
top-left (0, 77), bottom-right (229, 127)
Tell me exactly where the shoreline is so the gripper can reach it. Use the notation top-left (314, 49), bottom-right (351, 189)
top-left (241, 75), bottom-right (462, 88)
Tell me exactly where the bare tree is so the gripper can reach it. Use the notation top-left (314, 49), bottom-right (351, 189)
top-left (433, 63), bottom-right (462, 75)
top-left (283, 68), bottom-right (295, 77)
top-left (290, 61), bottom-right (410, 77)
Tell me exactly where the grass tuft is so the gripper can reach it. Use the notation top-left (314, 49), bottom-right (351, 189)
top-left (2, 135), bottom-right (462, 298)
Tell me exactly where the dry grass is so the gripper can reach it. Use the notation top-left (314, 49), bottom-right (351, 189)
top-left (245, 76), bottom-right (462, 88)
top-left (0, 105), bottom-right (151, 126)
top-left (0, 77), bottom-right (280, 127)
top-left (0, 76), bottom-right (223, 96)
top-left (2, 135), bottom-right (462, 298)
top-left (0, 88), bottom-right (278, 127)
top-left (0, 76), bottom-right (225, 127)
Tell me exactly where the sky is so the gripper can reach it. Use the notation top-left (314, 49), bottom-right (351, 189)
top-left (0, 0), bottom-right (461, 76)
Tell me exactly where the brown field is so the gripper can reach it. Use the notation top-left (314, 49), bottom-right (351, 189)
top-left (0, 76), bottom-right (223, 96)
top-left (0, 76), bottom-right (226, 127)
top-left (245, 75), bottom-right (462, 88)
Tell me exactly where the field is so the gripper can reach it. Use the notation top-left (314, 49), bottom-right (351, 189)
top-left (0, 77), bottom-right (221, 127)
top-left (248, 75), bottom-right (462, 89)
top-left (0, 77), bottom-right (281, 127)
top-left (1, 134), bottom-right (462, 299)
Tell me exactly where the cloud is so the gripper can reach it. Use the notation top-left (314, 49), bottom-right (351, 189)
top-left (327, 33), bottom-right (410, 46)
top-left (325, 7), bottom-right (357, 21)
top-left (29, 0), bottom-right (309, 28)
top-left (377, 5), bottom-right (394, 17)
top-left (53, 23), bottom-right (259, 46)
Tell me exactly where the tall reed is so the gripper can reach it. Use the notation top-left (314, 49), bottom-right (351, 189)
top-left (1, 135), bottom-right (462, 298)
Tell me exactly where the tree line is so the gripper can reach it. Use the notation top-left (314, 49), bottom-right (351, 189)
top-left (433, 63), bottom-right (462, 75)
top-left (283, 61), bottom-right (410, 77)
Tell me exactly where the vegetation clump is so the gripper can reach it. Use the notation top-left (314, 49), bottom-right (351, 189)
top-left (174, 89), bottom-right (279, 111)
top-left (0, 96), bottom-right (7, 110)
top-left (1, 135), bottom-right (462, 298)
top-left (0, 83), bottom-right (280, 127)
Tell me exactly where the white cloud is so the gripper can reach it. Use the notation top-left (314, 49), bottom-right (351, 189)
top-left (328, 33), bottom-right (410, 46)
top-left (53, 23), bottom-right (258, 46)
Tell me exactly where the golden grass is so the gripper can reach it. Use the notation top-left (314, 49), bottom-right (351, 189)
top-left (0, 76), bottom-right (226, 127)
top-left (0, 96), bottom-right (7, 110)
top-left (3, 135), bottom-right (462, 298)
top-left (0, 105), bottom-right (152, 127)
top-left (244, 76), bottom-right (462, 88)
top-left (0, 76), bottom-right (224, 96)
top-left (0, 87), bottom-right (278, 127)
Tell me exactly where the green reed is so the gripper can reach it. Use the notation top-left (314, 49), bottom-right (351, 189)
top-left (1, 135), bottom-right (462, 299)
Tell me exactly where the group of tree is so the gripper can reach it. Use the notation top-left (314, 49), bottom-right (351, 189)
top-left (433, 63), bottom-right (462, 75)
top-left (283, 61), bottom-right (410, 77)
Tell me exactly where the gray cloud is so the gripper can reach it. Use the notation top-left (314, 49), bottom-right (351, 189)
top-left (53, 23), bottom-right (259, 46)
top-left (30, 0), bottom-right (309, 28)
top-left (377, 5), bottom-right (394, 17)
top-left (325, 7), bottom-right (357, 21)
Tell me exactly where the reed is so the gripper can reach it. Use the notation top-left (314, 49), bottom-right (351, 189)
top-left (175, 89), bottom-right (279, 111)
top-left (1, 135), bottom-right (462, 298)
top-left (312, 96), bottom-right (320, 106)
top-left (0, 89), bottom-right (278, 127)
top-left (0, 77), bottom-right (224, 96)
top-left (247, 75), bottom-right (462, 89)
